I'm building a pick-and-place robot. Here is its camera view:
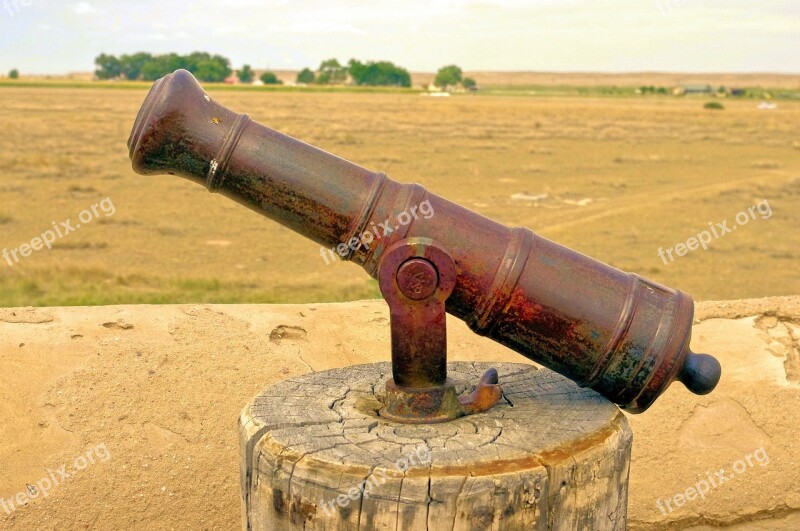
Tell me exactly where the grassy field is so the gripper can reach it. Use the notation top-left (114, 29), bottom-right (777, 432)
top-left (3, 76), bottom-right (799, 100)
top-left (1, 82), bottom-right (799, 306)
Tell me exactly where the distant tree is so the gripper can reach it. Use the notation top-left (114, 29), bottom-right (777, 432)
top-left (260, 71), bottom-right (282, 85)
top-left (315, 58), bottom-right (347, 84)
top-left (348, 59), bottom-right (368, 84)
top-left (238, 64), bottom-right (254, 83)
top-left (192, 54), bottom-right (231, 82)
top-left (434, 64), bottom-right (462, 89)
top-left (140, 53), bottom-right (186, 81)
top-left (92, 51), bottom-right (231, 82)
top-left (348, 59), bottom-right (411, 87)
top-left (94, 54), bottom-right (122, 79)
top-left (296, 68), bottom-right (315, 84)
top-left (462, 77), bottom-right (476, 89)
top-left (8, 68), bottom-right (19, 79)
top-left (184, 51), bottom-right (212, 72)
top-left (138, 60), bottom-right (165, 81)
top-left (119, 52), bottom-right (154, 80)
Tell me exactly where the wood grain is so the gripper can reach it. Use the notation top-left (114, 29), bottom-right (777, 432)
top-left (240, 362), bottom-right (632, 530)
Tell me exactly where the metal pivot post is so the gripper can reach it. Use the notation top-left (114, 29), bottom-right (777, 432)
top-left (377, 237), bottom-right (502, 423)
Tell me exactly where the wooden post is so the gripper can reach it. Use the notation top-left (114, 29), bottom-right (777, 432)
top-left (240, 362), bottom-right (632, 530)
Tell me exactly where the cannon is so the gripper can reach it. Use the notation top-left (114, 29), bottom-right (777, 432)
top-left (128, 69), bottom-right (720, 423)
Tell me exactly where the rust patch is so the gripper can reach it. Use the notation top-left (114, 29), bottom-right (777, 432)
top-left (289, 493), bottom-right (316, 524)
top-left (271, 489), bottom-right (316, 523)
top-left (427, 415), bottom-right (624, 477)
top-left (537, 424), bottom-right (618, 463)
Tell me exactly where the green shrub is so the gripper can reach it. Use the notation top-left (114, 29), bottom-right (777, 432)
top-left (259, 71), bottom-right (282, 85)
top-left (93, 52), bottom-right (231, 82)
top-left (704, 101), bottom-right (725, 110)
top-left (237, 64), bottom-right (254, 83)
top-left (434, 64), bottom-right (462, 88)
top-left (347, 59), bottom-right (411, 87)
top-left (296, 68), bottom-right (315, 84)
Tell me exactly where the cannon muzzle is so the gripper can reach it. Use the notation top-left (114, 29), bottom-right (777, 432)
top-left (128, 69), bottom-right (720, 413)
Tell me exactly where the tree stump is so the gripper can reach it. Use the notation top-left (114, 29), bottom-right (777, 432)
top-left (240, 362), bottom-right (632, 530)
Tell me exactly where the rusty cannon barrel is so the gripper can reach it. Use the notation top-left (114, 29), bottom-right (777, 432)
top-left (128, 69), bottom-right (720, 413)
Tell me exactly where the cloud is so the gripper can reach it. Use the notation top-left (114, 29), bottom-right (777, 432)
top-left (267, 21), bottom-right (368, 36)
top-left (71, 2), bottom-right (96, 15)
top-left (210, 25), bottom-right (250, 36)
top-left (4, 0), bottom-right (800, 75)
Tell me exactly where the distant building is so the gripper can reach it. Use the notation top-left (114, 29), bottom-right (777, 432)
top-left (224, 74), bottom-right (240, 85)
top-left (674, 84), bottom-right (713, 95)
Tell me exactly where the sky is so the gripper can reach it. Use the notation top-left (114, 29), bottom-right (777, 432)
top-left (1, 0), bottom-right (798, 75)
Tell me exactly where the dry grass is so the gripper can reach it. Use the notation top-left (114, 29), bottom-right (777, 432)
top-left (1, 85), bottom-right (799, 306)
top-left (24, 70), bottom-right (800, 89)
top-left (414, 71), bottom-right (800, 89)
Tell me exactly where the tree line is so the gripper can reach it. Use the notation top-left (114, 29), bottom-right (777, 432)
top-left (93, 52), bottom-right (476, 90)
top-left (294, 60), bottom-right (475, 89)
top-left (294, 58), bottom-right (411, 87)
top-left (94, 52), bottom-right (232, 82)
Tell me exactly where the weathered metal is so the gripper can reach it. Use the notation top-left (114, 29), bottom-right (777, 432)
top-left (377, 237), bottom-right (501, 422)
top-left (128, 69), bottom-right (721, 415)
top-left (382, 369), bottom-right (502, 424)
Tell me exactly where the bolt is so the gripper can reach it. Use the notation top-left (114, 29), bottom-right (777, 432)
top-left (396, 259), bottom-right (438, 300)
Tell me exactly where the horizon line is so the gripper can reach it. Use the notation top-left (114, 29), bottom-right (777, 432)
top-left (12, 69), bottom-right (800, 78)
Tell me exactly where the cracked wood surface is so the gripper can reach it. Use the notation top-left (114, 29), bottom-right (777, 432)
top-left (240, 361), bottom-right (632, 530)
